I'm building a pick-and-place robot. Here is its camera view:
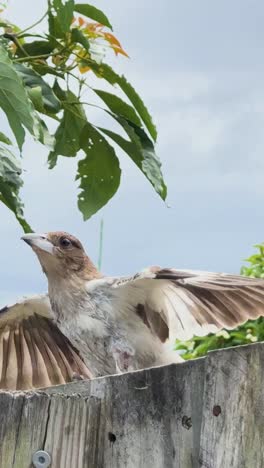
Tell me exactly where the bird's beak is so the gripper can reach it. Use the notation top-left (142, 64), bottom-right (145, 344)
top-left (21, 233), bottom-right (54, 255)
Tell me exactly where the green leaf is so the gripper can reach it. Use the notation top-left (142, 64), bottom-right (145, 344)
top-left (0, 20), bottom-right (21, 31)
top-left (48, 89), bottom-right (87, 168)
top-left (71, 28), bottom-right (90, 51)
top-left (31, 63), bottom-right (64, 78)
top-left (0, 145), bottom-right (31, 232)
top-left (74, 3), bottom-right (112, 30)
top-left (89, 62), bottom-right (157, 141)
top-left (14, 63), bottom-right (61, 114)
top-left (49, 0), bottom-right (74, 35)
top-left (52, 79), bottom-right (67, 100)
top-left (78, 122), bottom-right (121, 220)
top-left (27, 86), bottom-right (45, 113)
top-left (0, 45), bottom-right (35, 149)
top-left (117, 75), bottom-right (157, 142)
top-left (93, 89), bottom-right (142, 127)
top-left (99, 117), bottom-right (167, 200)
top-left (0, 145), bottom-right (22, 185)
top-left (16, 40), bottom-right (54, 57)
top-left (34, 115), bottom-right (55, 148)
top-left (0, 131), bottom-right (11, 145)
top-left (48, 10), bottom-right (63, 39)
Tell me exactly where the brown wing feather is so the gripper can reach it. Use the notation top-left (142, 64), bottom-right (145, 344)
top-left (0, 296), bottom-right (93, 390)
top-left (114, 268), bottom-right (264, 342)
top-left (155, 268), bottom-right (264, 337)
top-left (136, 303), bottom-right (169, 342)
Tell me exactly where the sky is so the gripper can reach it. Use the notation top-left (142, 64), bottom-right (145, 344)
top-left (1, 0), bottom-right (264, 305)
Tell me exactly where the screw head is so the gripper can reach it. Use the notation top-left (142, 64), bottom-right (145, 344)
top-left (32, 450), bottom-right (51, 468)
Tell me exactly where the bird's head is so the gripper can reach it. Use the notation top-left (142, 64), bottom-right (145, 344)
top-left (21, 231), bottom-right (100, 281)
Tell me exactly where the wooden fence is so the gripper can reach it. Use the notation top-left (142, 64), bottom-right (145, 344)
top-left (0, 341), bottom-right (263, 468)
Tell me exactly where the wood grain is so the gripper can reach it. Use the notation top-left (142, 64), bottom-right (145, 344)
top-left (199, 343), bottom-right (264, 468)
top-left (0, 342), bottom-right (263, 467)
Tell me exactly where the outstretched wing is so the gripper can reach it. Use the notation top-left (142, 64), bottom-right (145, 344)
top-left (0, 295), bottom-right (92, 390)
top-left (111, 268), bottom-right (264, 342)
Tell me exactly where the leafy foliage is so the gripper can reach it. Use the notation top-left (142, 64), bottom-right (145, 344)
top-left (15, 63), bottom-right (61, 114)
top-left (74, 4), bottom-right (113, 30)
top-left (78, 122), bottom-right (121, 219)
top-left (0, 45), bottom-right (35, 150)
top-left (48, 86), bottom-right (86, 167)
top-left (0, 143), bottom-right (31, 231)
top-left (175, 244), bottom-right (264, 359)
top-left (0, 1), bottom-right (166, 230)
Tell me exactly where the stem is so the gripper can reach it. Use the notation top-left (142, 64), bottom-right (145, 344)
top-left (17, 10), bottom-right (48, 37)
top-left (13, 53), bottom-right (54, 62)
top-left (66, 72), bottom-right (108, 112)
top-left (81, 102), bottom-right (106, 111)
top-left (78, 78), bottom-right (84, 98)
top-left (63, 98), bottom-right (106, 114)
top-left (66, 69), bottom-right (93, 90)
top-left (72, 50), bottom-right (93, 65)
top-left (13, 47), bottom-right (67, 63)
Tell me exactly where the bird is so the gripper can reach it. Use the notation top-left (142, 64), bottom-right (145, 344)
top-left (2, 230), bottom-right (264, 391)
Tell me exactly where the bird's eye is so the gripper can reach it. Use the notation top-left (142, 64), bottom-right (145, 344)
top-left (59, 237), bottom-right (72, 248)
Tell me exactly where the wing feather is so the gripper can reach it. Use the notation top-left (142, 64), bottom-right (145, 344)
top-left (112, 268), bottom-right (264, 342)
top-left (0, 295), bottom-right (93, 390)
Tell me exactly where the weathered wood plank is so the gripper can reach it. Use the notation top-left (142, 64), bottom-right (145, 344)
top-left (0, 342), bottom-right (263, 467)
top-left (43, 394), bottom-right (102, 468)
top-left (0, 392), bottom-right (50, 468)
top-left (45, 359), bottom-right (205, 468)
top-left (199, 342), bottom-right (264, 468)
top-left (0, 359), bottom-right (205, 468)
top-left (0, 392), bottom-right (102, 468)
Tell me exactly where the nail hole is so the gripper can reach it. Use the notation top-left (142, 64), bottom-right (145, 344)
top-left (108, 432), bottom-right (116, 443)
top-left (213, 405), bottom-right (221, 416)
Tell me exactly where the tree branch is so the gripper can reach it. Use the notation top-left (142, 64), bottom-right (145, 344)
top-left (3, 33), bottom-right (29, 57)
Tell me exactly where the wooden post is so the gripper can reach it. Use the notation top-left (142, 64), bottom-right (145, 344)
top-left (0, 342), bottom-right (263, 467)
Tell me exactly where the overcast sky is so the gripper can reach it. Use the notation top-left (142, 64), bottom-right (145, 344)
top-left (1, 0), bottom-right (264, 305)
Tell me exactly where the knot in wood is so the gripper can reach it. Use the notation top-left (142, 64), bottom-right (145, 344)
top-left (182, 415), bottom-right (192, 430)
